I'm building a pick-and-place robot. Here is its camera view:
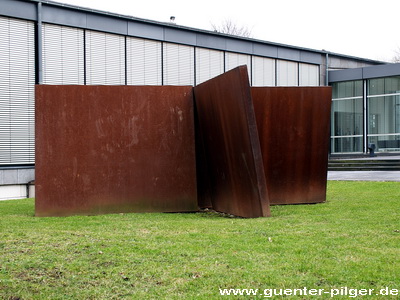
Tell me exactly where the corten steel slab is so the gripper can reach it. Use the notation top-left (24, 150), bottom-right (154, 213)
top-left (251, 87), bottom-right (332, 205)
top-left (194, 106), bottom-right (213, 209)
top-left (35, 85), bottom-right (198, 217)
top-left (194, 66), bottom-right (270, 218)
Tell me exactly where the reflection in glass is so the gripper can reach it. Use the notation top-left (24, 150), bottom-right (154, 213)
top-left (332, 80), bottom-right (362, 99)
top-left (369, 76), bottom-right (400, 95)
top-left (331, 97), bottom-right (363, 153)
top-left (331, 137), bottom-right (363, 153)
top-left (331, 76), bottom-right (400, 154)
top-left (368, 93), bottom-right (400, 152)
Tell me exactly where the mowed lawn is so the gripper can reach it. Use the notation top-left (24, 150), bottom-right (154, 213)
top-left (0, 181), bottom-right (399, 299)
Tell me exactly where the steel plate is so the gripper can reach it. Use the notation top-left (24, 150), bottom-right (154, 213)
top-left (194, 66), bottom-right (270, 218)
top-left (252, 87), bottom-right (332, 205)
top-left (35, 85), bottom-right (197, 216)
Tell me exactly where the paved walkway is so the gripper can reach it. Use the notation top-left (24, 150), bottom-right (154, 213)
top-left (332, 155), bottom-right (400, 161)
top-left (328, 155), bottom-right (400, 181)
top-left (328, 171), bottom-right (400, 182)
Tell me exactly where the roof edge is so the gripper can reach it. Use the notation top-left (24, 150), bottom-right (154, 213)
top-left (329, 63), bottom-right (400, 83)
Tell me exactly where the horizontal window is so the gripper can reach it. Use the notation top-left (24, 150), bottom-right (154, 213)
top-left (0, 17), bottom-right (35, 165)
top-left (252, 56), bottom-right (275, 87)
top-left (42, 23), bottom-right (84, 85)
top-left (277, 60), bottom-right (298, 86)
top-left (196, 48), bottom-right (224, 85)
top-left (86, 30), bottom-right (125, 85)
top-left (127, 37), bottom-right (162, 85)
top-left (163, 43), bottom-right (194, 86)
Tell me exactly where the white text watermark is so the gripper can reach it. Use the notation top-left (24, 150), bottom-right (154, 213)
top-left (219, 287), bottom-right (399, 298)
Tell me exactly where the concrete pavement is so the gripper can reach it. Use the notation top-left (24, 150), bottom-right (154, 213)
top-left (328, 155), bottom-right (400, 182)
top-left (328, 171), bottom-right (400, 182)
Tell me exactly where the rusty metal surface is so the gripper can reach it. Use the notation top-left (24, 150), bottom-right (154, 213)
top-left (194, 105), bottom-right (213, 209)
top-left (35, 85), bottom-right (197, 217)
top-left (194, 66), bottom-right (270, 218)
top-left (252, 87), bottom-right (332, 205)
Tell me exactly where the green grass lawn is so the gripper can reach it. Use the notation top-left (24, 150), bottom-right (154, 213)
top-left (0, 181), bottom-right (399, 299)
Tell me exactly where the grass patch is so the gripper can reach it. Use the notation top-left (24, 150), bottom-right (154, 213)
top-left (0, 181), bottom-right (399, 299)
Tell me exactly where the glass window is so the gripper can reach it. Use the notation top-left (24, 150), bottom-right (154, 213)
top-left (127, 37), bottom-right (161, 85)
top-left (331, 98), bottom-right (363, 153)
top-left (196, 48), bottom-right (224, 85)
top-left (368, 94), bottom-right (400, 152)
top-left (0, 17), bottom-right (35, 165)
top-left (368, 79), bottom-right (385, 96)
top-left (277, 60), bottom-right (298, 86)
top-left (252, 56), bottom-right (275, 87)
top-left (368, 134), bottom-right (400, 152)
top-left (163, 43), bottom-right (194, 86)
top-left (367, 76), bottom-right (400, 152)
top-left (299, 63), bottom-right (319, 86)
top-left (86, 31), bottom-right (125, 85)
top-left (225, 52), bottom-right (251, 80)
top-left (369, 76), bottom-right (400, 96)
top-left (384, 76), bottom-right (400, 94)
top-left (42, 24), bottom-right (84, 85)
top-left (332, 77), bottom-right (400, 154)
top-left (332, 80), bottom-right (363, 99)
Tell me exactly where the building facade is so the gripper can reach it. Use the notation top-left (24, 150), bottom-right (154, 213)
top-left (329, 64), bottom-right (400, 155)
top-left (0, 0), bottom-right (383, 200)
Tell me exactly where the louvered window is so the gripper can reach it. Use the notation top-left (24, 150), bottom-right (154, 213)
top-left (42, 24), bottom-right (84, 84)
top-left (195, 48), bottom-right (224, 85)
top-left (252, 56), bottom-right (276, 86)
top-left (225, 52), bottom-right (251, 80)
top-left (0, 17), bottom-right (35, 165)
top-left (299, 63), bottom-right (319, 86)
top-left (86, 31), bottom-right (125, 85)
top-left (163, 43), bottom-right (194, 86)
top-left (277, 60), bottom-right (298, 86)
top-left (127, 37), bottom-right (161, 85)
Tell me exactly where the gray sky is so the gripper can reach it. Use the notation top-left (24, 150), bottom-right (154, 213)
top-left (56, 0), bottom-right (399, 62)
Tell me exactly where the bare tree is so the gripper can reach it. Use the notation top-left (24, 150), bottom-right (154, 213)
top-left (392, 47), bottom-right (400, 63)
top-left (211, 19), bottom-right (253, 38)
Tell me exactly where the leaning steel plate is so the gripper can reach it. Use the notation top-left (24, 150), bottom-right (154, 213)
top-left (194, 66), bottom-right (270, 218)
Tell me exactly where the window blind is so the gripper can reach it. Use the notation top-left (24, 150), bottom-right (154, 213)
top-left (277, 60), bottom-right (298, 86)
top-left (163, 43), bottom-right (194, 86)
top-left (127, 37), bottom-right (162, 85)
top-left (0, 17), bottom-right (35, 165)
top-left (195, 48), bottom-right (224, 85)
top-left (252, 56), bottom-right (276, 87)
top-left (299, 63), bottom-right (320, 86)
top-left (42, 23), bottom-right (84, 85)
top-left (86, 30), bottom-right (125, 85)
top-left (225, 52), bottom-right (251, 80)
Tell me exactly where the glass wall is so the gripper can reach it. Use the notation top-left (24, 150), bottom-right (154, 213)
top-left (367, 76), bottom-right (400, 152)
top-left (331, 81), bottom-right (363, 153)
top-left (331, 76), bottom-right (400, 154)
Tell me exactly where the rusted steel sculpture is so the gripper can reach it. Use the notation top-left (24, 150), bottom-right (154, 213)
top-left (194, 66), bottom-right (270, 218)
top-left (35, 85), bottom-right (197, 216)
top-left (252, 87), bottom-right (332, 205)
top-left (35, 67), bottom-right (332, 218)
